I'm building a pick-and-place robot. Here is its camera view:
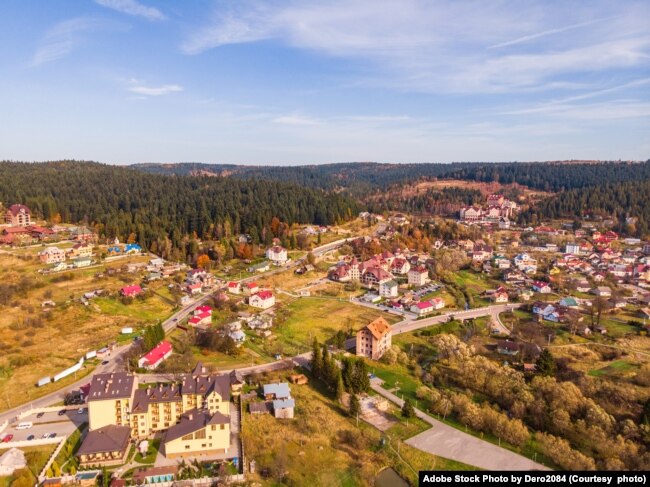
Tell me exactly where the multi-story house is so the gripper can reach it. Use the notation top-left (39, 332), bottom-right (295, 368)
top-left (356, 317), bottom-right (392, 360)
top-left (266, 245), bottom-right (288, 265)
top-left (4, 204), bottom-right (30, 226)
top-left (38, 246), bottom-right (66, 264)
top-left (408, 266), bottom-right (429, 286)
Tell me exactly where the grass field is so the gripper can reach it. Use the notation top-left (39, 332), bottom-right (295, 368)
top-left (0, 444), bottom-right (58, 486)
top-left (241, 368), bottom-right (473, 486)
top-left (0, 246), bottom-right (176, 412)
top-left (273, 297), bottom-right (399, 355)
top-left (588, 359), bottom-right (639, 377)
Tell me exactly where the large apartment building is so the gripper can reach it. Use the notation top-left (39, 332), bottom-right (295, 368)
top-left (83, 363), bottom-right (233, 464)
top-left (356, 317), bottom-right (392, 360)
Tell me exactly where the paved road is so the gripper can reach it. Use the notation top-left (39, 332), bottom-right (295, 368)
top-left (391, 304), bottom-right (522, 335)
top-left (1, 409), bottom-right (87, 444)
top-left (370, 379), bottom-right (549, 471)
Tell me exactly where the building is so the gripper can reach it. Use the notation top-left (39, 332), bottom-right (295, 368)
top-left (565, 243), bottom-right (582, 255)
top-left (227, 281), bottom-right (241, 294)
top-left (249, 290), bottom-right (275, 309)
top-left (86, 365), bottom-right (233, 457)
top-left (410, 301), bottom-right (435, 316)
top-left (120, 285), bottom-right (143, 298)
top-left (76, 425), bottom-right (132, 467)
top-left (430, 297), bottom-right (445, 309)
top-left (244, 282), bottom-right (259, 295)
top-left (39, 246), bottom-right (66, 264)
top-left (0, 448), bottom-right (26, 476)
top-left (70, 242), bottom-right (93, 258)
top-left (532, 281), bottom-right (551, 293)
top-left (361, 267), bottom-right (393, 289)
top-left (163, 409), bottom-right (230, 459)
top-left (379, 280), bottom-right (399, 298)
top-left (138, 341), bottom-right (173, 370)
top-left (4, 204), bottom-right (31, 226)
top-left (408, 266), bottom-right (429, 286)
top-left (266, 246), bottom-right (288, 265)
top-left (356, 317), bottom-right (392, 360)
top-left (592, 286), bottom-right (612, 297)
top-left (132, 466), bottom-right (178, 485)
top-left (263, 383), bottom-right (291, 401)
top-left (272, 399), bottom-right (295, 419)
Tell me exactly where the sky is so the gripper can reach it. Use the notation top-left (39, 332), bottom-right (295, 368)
top-left (0, 0), bottom-right (648, 165)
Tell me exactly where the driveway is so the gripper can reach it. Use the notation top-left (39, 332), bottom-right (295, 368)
top-left (371, 379), bottom-right (548, 471)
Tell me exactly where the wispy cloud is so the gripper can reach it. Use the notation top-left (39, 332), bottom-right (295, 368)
top-left (94, 0), bottom-right (165, 21)
top-left (31, 17), bottom-right (103, 67)
top-left (272, 115), bottom-right (321, 126)
top-left (487, 18), bottom-right (607, 49)
top-left (181, 0), bottom-right (650, 95)
top-left (128, 84), bottom-right (183, 96)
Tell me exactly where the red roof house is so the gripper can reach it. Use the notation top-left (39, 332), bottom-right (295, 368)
top-left (138, 341), bottom-right (172, 370)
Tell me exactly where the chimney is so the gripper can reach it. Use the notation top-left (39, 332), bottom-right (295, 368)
top-left (187, 413), bottom-right (193, 421)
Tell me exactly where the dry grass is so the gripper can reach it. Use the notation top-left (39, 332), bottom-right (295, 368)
top-left (0, 246), bottom-right (175, 412)
top-left (242, 369), bottom-right (473, 486)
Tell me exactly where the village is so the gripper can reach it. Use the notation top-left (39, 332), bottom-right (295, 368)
top-left (1, 196), bottom-right (649, 485)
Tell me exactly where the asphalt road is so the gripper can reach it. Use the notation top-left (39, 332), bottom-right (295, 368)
top-left (1, 409), bottom-right (87, 443)
top-left (370, 380), bottom-right (549, 471)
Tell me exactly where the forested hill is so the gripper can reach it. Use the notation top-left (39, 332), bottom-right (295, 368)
top-left (0, 161), bottom-right (358, 250)
top-left (133, 160), bottom-right (650, 194)
top-left (520, 179), bottom-right (650, 237)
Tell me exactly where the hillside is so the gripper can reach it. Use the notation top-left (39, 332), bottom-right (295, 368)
top-left (0, 161), bottom-right (359, 253)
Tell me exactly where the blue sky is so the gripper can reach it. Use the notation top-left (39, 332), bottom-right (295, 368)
top-left (0, 0), bottom-right (648, 164)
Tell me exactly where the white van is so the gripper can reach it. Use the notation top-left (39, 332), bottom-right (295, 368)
top-left (15, 422), bottom-right (33, 430)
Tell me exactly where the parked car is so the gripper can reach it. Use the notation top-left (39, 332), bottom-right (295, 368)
top-left (49, 433), bottom-right (57, 438)
top-left (101, 360), bottom-right (109, 365)
top-left (77, 408), bottom-right (85, 415)
top-left (27, 435), bottom-right (35, 441)
top-left (36, 412), bottom-right (45, 419)
top-left (58, 409), bottom-right (67, 416)
top-left (1, 434), bottom-right (13, 443)
top-left (41, 433), bottom-right (50, 439)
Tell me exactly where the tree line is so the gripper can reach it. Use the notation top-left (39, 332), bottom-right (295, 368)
top-left (0, 161), bottom-right (359, 257)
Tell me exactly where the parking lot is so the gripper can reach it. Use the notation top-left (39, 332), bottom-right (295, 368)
top-left (2, 408), bottom-right (87, 443)
top-left (412, 282), bottom-right (442, 299)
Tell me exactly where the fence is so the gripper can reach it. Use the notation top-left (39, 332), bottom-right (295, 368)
top-left (0, 437), bottom-right (62, 450)
top-left (38, 438), bottom-right (67, 481)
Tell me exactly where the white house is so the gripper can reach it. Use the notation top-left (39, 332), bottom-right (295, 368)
top-left (410, 301), bottom-right (435, 316)
top-left (430, 297), bottom-right (445, 309)
top-left (379, 280), bottom-right (399, 298)
top-left (249, 290), bottom-right (276, 309)
top-left (565, 243), bottom-right (582, 255)
top-left (532, 281), bottom-right (552, 293)
top-left (408, 266), bottom-right (429, 286)
top-left (266, 246), bottom-right (288, 265)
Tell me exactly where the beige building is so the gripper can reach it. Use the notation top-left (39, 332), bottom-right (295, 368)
top-left (76, 425), bottom-right (131, 467)
top-left (356, 317), bottom-right (392, 360)
top-left (69, 242), bottom-right (93, 258)
top-left (4, 204), bottom-right (30, 226)
top-left (84, 363), bottom-right (233, 464)
top-left (38, 246), bottom-right (66, 264)
top-left (163, 409), bottom-right (231, 459)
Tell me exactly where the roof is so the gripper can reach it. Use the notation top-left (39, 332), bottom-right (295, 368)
top-left (164, 409), bottom-right (230, 443)
top-left (363, 317), bottom-right (392, 340)
top-left (227, 281), bottom-right (239, 288)
top-left (273, 398), bottom-right (295, 410)
top-left (254, 290), bottom-right (273, 300)
top-left (414, 301), bottom-right (433, 309)
top-left (141, 341), bottom-right (172, 366)
top-left (121, 284), bottom-right (142, 295)
top-left (6, 204), bottom-right (30, 216)
top-left (249, 401), bottom-right (272, 414)
top-left (263, 382), bottom-right (291, 399)
top-left (246, 282), bottom-right (259, 288)
top-left (77, 425), bottom-right (131, 456)
top-left (0, 448), bottom-right (26, 469)
top-left (88, 373), bottom-right (135, 401)
top-left (229, 369), bottom-right (244, 384)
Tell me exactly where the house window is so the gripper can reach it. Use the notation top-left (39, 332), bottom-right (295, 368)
top-left (220, 424), bottom-right (225, 430)
top-left (181, 433), bottom-right (193, 441)
top-left (185, 445), bottom-right (190, 450)
top-left (194, 429), bottom-right (206, 439)
top-left (202, 444), bottom-right (206, 448)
